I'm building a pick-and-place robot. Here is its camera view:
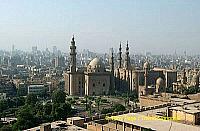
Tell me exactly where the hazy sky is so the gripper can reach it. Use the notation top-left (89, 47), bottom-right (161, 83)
top-left (0, 0), bottom-right (200, 54)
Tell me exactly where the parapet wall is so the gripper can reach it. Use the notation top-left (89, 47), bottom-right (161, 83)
top-left (139, 96), bottom-right (169, 107)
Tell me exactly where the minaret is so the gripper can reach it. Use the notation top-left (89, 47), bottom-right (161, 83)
top-left (110, 51), bottom-right (114, 75)
top-left (182, 69), bottom-right (187, 84)
top-left (143, 62), bottom-right (150, 95)
top-left (110, 50), bottom-right (115, 94)
top-left (124, 41), bottom-right (130, 69)
top-left (118, 42), bottom-right (122, 68)
top-left (70, 36), bottom-right (76, 72)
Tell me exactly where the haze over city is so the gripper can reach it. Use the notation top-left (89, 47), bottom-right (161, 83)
top-left (2, 1), bottom-right (200, 131)
top-left (1, 0), bottom-right (200, 54)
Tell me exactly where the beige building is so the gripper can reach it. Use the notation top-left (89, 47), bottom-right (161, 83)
top-left (173, 68), bottom-right (199, 93)
top-left (64, 37), bottom-right (112, 96)
top-left (67, 117), bottom-right (85, 127)
top-left (64, 36), bottom-right (177, 97)
top-left (85, 58), bottom-right (111, 95)
top-left (169, 103), bottom-right (200, 125)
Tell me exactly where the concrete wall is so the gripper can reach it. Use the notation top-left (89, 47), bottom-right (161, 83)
top-left (169, 109), bottom-right (196, 125)
top-left (139, 96), bottom-right (168, 107)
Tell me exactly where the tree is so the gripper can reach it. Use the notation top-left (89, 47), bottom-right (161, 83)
top-left (85, 95), bottom-right (88, 111)
top-left (0, 125), bottom-right (12, 131)
top-left (52, 89), bottom-right (66, 103)
top-left (52, 103), bottom-right (71, 120)
top-left (95, 97), bottom-right (101, 111)
top-left (88, 101), bottom-right (92, 115)
top-left (26, 94), bottom-right (38, 105)
top-left (113, 104), bottom-right (126, 112)
top-left (0, 100), bottom-right (8, 112)
top-left (101, 108), bottom-right (113, 114)
top-left (43, 103), bottom-right (52, 116)
top-left (12, 105), bottom-right (38, 130)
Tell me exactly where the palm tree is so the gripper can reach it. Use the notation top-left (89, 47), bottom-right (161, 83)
top-left (96, 97), bottom-right (101, 111)
top-left (84, 95), bottom-right (88, 111)
top-left (88, 101), bottom-right (92, 115)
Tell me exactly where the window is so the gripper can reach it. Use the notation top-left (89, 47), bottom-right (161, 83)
top-left (103, 83), bottom-right (105, 87)
top-left (93, 83), bottom-right (95, 87)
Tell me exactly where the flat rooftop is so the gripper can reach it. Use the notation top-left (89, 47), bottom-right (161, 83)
top-left (67, 116), bottom-right (85, 121)
top-left (109, 113), bottom-right (200, 131)
top-left (170, 98), bottom-right (196, 105)
top-left (25, 121), bottom-right (87, 131)
top-left (169, 102), bottom-right (200, 114)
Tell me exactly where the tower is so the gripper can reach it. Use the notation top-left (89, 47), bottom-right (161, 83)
top-left (70, 36), bottom-right (77, 73)
top-left (110, 51), bottom-right (114, 75)
top-left (118, 42), bottom-right (122, 68)
top-left (124, 41), bottom-right (130, 69)
top-left (143, 62), bottom-right (150, 95)
top-left (182, 69), bottom-right (187, 84)
top-left (110, 50), bottom-right (115, 94)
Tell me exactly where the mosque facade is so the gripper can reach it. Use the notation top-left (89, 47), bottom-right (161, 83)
top-left (64, 36), bottom-right (177, 96)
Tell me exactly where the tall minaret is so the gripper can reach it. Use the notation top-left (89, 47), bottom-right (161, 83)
top-left (143, 62), bottom-right (150, 95)
top-left (110, 50), bottom-right (114, 75)
top-left (110, 50), bottom-right (115, 94)
top-left (124, 41), bottom-right (130, 69)
top-left (118, 42), bottom-right (122, 68)
top-left (182, 69), bottom-right (187, 84)
top-left (70, 36), bottom-right (76, 72)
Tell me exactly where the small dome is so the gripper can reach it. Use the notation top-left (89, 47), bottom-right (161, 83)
top-left (156, 77), bottom-right (164, 86)
top-left (143, 62), bottom-right (150, 69)
top-left (88, 58), bottom-right (105, 69)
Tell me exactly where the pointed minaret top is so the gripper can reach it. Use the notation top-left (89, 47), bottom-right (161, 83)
top-left (72, 35), bottom-right (75, 42)
top-left (126, 41), bottom-right (129, 51)
top-left (119, 42), bottom-right (122, 50)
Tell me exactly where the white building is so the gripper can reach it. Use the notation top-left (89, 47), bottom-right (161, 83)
top-left (28, 84), bottom-right (47, 95)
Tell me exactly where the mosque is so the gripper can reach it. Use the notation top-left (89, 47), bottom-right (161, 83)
top-left (64, 36), bottom-right (177, 96)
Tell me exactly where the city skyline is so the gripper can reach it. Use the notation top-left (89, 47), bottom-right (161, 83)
top-left (0, 0), bottom-right (200, 54)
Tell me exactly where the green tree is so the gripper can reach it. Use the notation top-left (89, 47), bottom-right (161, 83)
top-left (52, 103), bottom-right (71, 120)
top-left (101, 108), bottom-right (113, 114)
top-left (0, 100), bottom-right (8, 112)
top-left (0, 125), bottom-right (12, 131)
top-left (88, 101), bottom-right (92, 115)
top-left (52, 89), bottom-right (66, 103)
top-left (95, 97), bottom-right (101, 111)
top-left (26, 94), bottom-right (38, 105)
top-left (113, 104), bottom-right (126, 112)
top-left (12, 105), bottom-right (38, 130)
top-left (85, 95), bottom-right (88, 111)
top-left (43, 103), bottom-right (52, 116)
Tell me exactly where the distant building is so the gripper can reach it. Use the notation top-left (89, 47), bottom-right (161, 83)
top-left (64, 37), bottom-right (111, 96)
top-left (0, 79), bottom-right (17, 97)
top-left (28, 84), bottom-right (47, 95)
top-left (67, 117), bottom-right (85, 127)
top-left (169, 103), bottom-right (200, 125)
top-left (64, 36), bottom-right (177, 97)
top-left (25, 121), bottom-right (87, 131)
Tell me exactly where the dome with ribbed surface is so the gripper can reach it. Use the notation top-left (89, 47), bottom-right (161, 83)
top-left (87, 58), bottom-right (105, 72)
top-left (89, 58), bottom-right (104, 68)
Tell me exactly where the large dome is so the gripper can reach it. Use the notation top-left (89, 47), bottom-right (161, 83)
top-left (89, 58), bottom-right (104, 68)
